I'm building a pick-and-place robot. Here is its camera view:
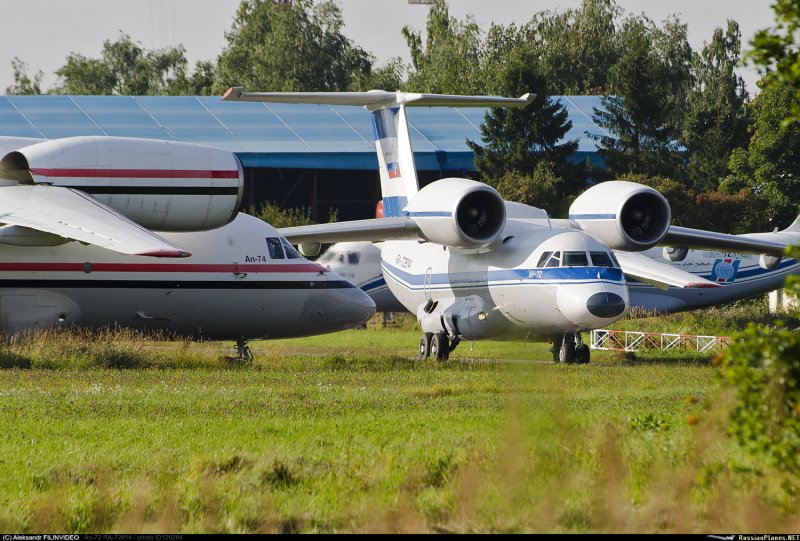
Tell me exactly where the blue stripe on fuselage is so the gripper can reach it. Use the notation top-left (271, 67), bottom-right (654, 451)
top-left (382, 195), bottom-right (408, 217)
top-left (382, 260), bottom-right (624, 287)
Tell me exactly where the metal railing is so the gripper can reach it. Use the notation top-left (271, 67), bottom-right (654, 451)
top-left (590, 329), bottom-right (730, 353)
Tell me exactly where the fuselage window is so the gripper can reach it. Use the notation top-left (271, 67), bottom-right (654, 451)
top-left (347, 252), bottom-right (360, 265)
top-left (589, 251), bottom-right (615, 267)
top-left (545, 251), bottom-right (561, 268)
top-left (537, 251), bottom-right (553, 268)
top-left (563, 251), bottom-right (589, 267)
top-left (266, 237), bottom-right (285, 259)
top-left (281, 238), bottom-right (303, 259)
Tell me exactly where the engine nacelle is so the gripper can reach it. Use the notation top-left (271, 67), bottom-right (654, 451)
top-left (405, 178), bottom-right (506, 248)
top-left (0, 136), bottom-right (244, 232)
top-left (569, 180), bottom-right (671, 251)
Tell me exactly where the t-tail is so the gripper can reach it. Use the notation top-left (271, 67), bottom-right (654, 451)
top-left (222, 88), bottom-right (534, 217)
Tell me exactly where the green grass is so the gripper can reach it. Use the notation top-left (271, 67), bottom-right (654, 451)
top-left (0, 306), bottom-right (796, 533)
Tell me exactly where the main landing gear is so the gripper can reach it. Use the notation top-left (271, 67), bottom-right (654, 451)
top-left (419, 331), bottom-right (460, 361)
top-left (551, 332), bottom-right (590, 364)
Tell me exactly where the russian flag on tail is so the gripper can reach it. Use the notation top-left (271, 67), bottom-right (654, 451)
top-left (387, 162), bottom-right (401, 179)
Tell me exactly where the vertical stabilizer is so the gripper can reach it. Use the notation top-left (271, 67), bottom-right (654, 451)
top-left (370, 105), bottom-right (419, 217)
top-left (221, 88), bottom-right (534, 218)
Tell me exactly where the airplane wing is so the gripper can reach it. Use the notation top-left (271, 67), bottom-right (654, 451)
top-left (279, 217), bottom-right (420, 244)
top-left (0, 185), bottom-right (190, 257)
top-left (663, 226), bottom-right (789, 256)
top-left (613, 251), bottom-right (721, 290)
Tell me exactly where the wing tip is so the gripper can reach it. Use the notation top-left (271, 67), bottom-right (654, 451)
top-left (135, 249), bottom-right (192, 258)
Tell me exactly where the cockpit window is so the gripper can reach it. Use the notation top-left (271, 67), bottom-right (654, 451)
top-left (266, 237), bottom-right (285, 259)
top-left (589, 251), bottom-right (615, 267)
top-left (563, 251), bottom-right (589, 267)
top-left (347, 252), bottom-right (360, 265)
top-left (281, 238), bottom-right (303, 259)
top-left (536, 251), bottom-right (553, 267)
top-left (544, 251), bottom-right (561, 268)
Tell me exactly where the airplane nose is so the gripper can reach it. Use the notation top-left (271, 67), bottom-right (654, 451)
top-left (303, 285), bottom-right (376, 333)
top-left (556, 283), bottom-right (629, 329)
top-left (586, 292), bottom-right (627, 318)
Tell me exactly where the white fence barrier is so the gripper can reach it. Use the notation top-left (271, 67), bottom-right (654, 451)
top-left (590, 329), bottom-right (730, 353)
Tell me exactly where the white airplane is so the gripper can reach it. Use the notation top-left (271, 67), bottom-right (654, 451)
top-left (0, 135), bottom-right (375, 356)
top-left (222, 88), bottom-right (796, 363)
top-left (320, 232), bottom-right (800, 316)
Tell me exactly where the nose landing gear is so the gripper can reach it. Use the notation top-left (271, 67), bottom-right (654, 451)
top-left (551, 333), bottom-right (590, 364)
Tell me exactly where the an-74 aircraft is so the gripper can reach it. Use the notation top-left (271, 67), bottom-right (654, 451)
top-left (224, 87), bottom-right (797, 363)
top-left (0, 135), bottom-right (375, 357)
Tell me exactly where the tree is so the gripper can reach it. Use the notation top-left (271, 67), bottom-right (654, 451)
top-left (212, 0), bottom-right (376, 93)
top-left (682, 21), bottom-right (750, 191)
top-left (401, 0), bottom-right (484, 94)
top-left (467, 47), bottom-right (578, 210)
top-left (527, 0), bottom-right (621, 94)
top-left (590, 16), bottom-right (689, 178)
top-left (721, 82), bottom-right (800, 229)
top-left (749, 0), bottom-right (800, 125)
top-left (5, 58), bottom-right (44, 95)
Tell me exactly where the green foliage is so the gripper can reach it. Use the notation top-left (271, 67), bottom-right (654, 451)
top-left (491, 162), bottom-right (563, 212)
top-left (749, 0), bottom-right (800, 125)
top-left (720, 247), bottom-right (800, 482)
top-left (683, 21), bottom-right (750, 191)
top-left (53, 33), bottom-right (211, 96)
top-left (249, 201), bottom-right (337, 229)
top-left (467, 47), bottom-right (577, 194)
top-left (401, 0), bottom-right (484, 94)
top-left (721, 82), bottom-right (800, 228)
top-left (527, 0), bottom-right (621, 95)
top-left (5, 58), bottom-right (44, 95)
top-left (591, 16), bottom-right (690, 179)
top-left (212, 0), bottom-right (375, 93)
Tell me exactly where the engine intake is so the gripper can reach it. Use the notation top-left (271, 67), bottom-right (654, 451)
top-left (405, 178), bottom-right (506, 248)
top-left (569, 180), bottom-right (671, 251)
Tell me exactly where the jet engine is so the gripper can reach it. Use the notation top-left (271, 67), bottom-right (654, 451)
top-left (0, 136), bottom-right (244, 232)
top-left (405, 178), bottom-right (506, 248)
top-left (569, 180), bottom-right (671, 251)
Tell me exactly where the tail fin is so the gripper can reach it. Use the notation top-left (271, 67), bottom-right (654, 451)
top-left (222, 88), bottom-right (534, 217)
top-left (783, 214), bottom-right (800, 233)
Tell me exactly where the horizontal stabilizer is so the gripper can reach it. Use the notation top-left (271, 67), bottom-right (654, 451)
top-left (664, 226), bottom-right (790, 256)
top-left (223, 87), bottom-right (534, 109)
top-left (614, 251), bottom-right (721, 290)
top-left (279, 217), bottom-right (420, 244)
top-left (0, 185), bottom-right (190, 257)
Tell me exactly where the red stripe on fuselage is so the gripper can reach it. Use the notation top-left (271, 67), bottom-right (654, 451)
top-left (0, 262), bottom-right (325, 273)
top-left (30, 168), bottom-right (240, 179)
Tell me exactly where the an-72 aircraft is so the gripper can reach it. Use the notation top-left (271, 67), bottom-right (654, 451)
top-left (0, 135), bottom-right (375, 356)
top-left (223, 88), bottom-right (797, 363)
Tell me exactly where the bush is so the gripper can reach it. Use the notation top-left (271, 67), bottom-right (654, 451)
top-left (719, 247), bottom-right (800, 480)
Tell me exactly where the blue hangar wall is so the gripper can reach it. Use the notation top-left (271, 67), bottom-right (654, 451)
top-left (0, 94), bottom-right (607, 221)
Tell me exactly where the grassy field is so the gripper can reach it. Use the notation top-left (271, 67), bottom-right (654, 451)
top-left (0, 307), bottom-right (797, 533)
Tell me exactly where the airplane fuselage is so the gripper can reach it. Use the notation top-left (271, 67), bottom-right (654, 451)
top-left (380, 221), bottom-right (630, 340)
top-left (0, 213), bottom-right (375, 339)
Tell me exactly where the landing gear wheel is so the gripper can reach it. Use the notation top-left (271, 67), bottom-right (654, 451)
top-left (558, 333), bottom-right (576, 364)
top-left (431, 332), bottom-right (449, 361)
top-left (576, 344), bottom-right (590, 364)
top-left (419, 332), bottom-right (433, 360)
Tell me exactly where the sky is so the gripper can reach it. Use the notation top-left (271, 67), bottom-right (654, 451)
top-left (0, 0), bottom-right (777, 95)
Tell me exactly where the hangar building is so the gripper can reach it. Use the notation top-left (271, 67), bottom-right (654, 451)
top-left (0, 95), bottom-right (607, 221)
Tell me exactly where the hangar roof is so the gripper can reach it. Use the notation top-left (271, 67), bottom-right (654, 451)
top-left (0, 95), bottom-right (609, 171)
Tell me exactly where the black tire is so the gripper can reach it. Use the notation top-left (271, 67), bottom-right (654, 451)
top-left (559, 334), bottom-right (576, 364)
top-left (550, 338), bottom-right (561, 363)
top-left (419, 332), bottom-right (433, 360)
top-left (431, 332), bottom-right (449, 361)
top-left (576, 344), bottom-right (590, 364)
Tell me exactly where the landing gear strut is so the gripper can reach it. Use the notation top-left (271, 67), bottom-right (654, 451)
top-left (551, 333), bottom-right (590, 364)
top-left (234, 337), bottom-right (253, 363)
top-left (419, 331), bottom-right (459, 361)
